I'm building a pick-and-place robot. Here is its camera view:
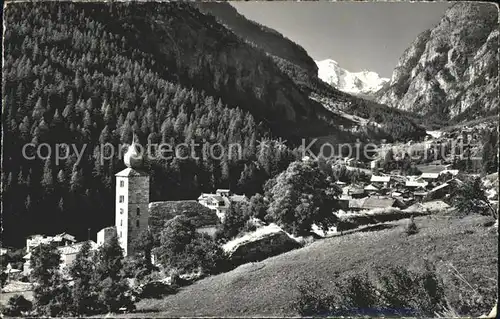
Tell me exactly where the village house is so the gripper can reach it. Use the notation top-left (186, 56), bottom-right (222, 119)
top-left (370, 159), bottom-right (380, 170)
top-left (0, 248), bottom-right (9, 256)
top-left (421, 172), bottom-right (440, 181)
top-left (370, 175), bottom-right (392, 188)
top-left (25, 233), bottom-right (76, 253)
top-left (364, 184), bottom-right (380, 195)
top-left (362, 197), bottom-right (405, 210)
top-left (23, 240), bottom-right (98, 275)
top-left (426, 183), bottom-right (451, 200)
top-left (405, 179), bottom-right (429, 189)
top-left (342, 185), bottom-right (365, 199)
top-left (197, 190), bottom-right (247, 221)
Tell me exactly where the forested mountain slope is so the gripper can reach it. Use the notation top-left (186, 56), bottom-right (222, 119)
top-left (194, 1), bottom-right (318, 78)
top-left (377, 3), bottom-right (499, 124)
top-left (3, 1), bottom-right (329, 246)
top-left (1, 1), bottom-right (425, 247)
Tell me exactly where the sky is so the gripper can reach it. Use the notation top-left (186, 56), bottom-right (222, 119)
top-left (230, 1), bottom-right (452, 78)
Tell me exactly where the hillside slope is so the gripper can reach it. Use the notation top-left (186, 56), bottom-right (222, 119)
top-left (130, 215), bottom-right (497, 317)
top-left (377, 3), bottom-right (499, 123)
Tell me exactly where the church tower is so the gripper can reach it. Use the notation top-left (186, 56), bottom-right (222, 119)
top-left (115, 135), bottom-right (150, 256)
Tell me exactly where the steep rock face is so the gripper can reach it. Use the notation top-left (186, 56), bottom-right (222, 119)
top-left (377, 3), bottom-right (498, 122)
top-left (194, 2), bottom-right (318, 77)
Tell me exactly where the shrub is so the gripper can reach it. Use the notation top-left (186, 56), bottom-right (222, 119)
top-left (139, 281), bottom-right (178, 299)
top-left (405, 216), bottom-right (419, 235)
top-left (291, 279), bottom-right (336, 316)
top-left (291, 264), bottom-right (447, 317)
top-left (377, 263), bottom-right (446, 316)
top-left (337, 274), bottom-right (379, 315)
top-left (0, 272), bottom-right (7, 287)
top-left (3, 294), bottom-right (33, 316)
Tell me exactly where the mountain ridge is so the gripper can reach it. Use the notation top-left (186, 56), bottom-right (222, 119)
top-left (376, 3), bottom-right (499, 124)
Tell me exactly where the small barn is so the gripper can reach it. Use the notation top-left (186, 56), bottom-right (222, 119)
top-left (222, 224), bottom-right (301, 266)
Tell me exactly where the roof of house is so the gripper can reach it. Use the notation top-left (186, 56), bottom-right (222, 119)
top-left (362, 197), bottom-right (396, 209)
top-left (222, 223), bottom-right (295, 254)
top-left (421, 173), bottom-right (440, 179)
top-left (348, 198), bottom-right (367, 209)
top-left (371, 175), bottom-right (391, 183)
top-left (417, 165), bottom-right (447, 174)
top-left (58, 241), bottom-right (97, 256)
top-left (364, 184), bottom-right (379, 191)
top-left (24, 241), bottom-right (97, 260)
top-left (414, 191), bottom-right (428, 196)
top-left (229, 195), bottom-right (247, 202)
top-left (421, 200), bottom-right (450, 211)
top-left (439, 169), bottom-right (459, 176)
top-left (429, 183), bottom-right (450, 193)
top-left (115, 167), bottom-right (149, 177)
top-left (405, 180), bottom-right (428, 187)
top-left (348, 188), bottom-right (365, 195)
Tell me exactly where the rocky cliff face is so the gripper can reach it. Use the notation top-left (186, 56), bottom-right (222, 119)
top-left (377, 3), bottom-right (498, 122)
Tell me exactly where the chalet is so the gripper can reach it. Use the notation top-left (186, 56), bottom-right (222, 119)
top-left (362, 197), bottom-right (402, 210)
top-left (348, 198), bottom-right (367, 212)
top-left (405, 200), bottom-right (450, 213)
top-left (421, 173), bottom-right (440, 180)
top-left (338, 196), bottom-right (350, 210)
top-left (215, 189), bottom-right (231, 197)
top-left (439, 169), bottom-right (459, 176)
top-left (4, 263), bottom-right (21, 275)
top-left (370, 159), bottom-right (380, 170)
top-left (26, 233), bottom-right (76, 253)
top-left (427, 183), bottom-right (451, 200)
top-left (197, 192), bottom-right (247, 221)
top-left (405, 180), bottom-right (429, 188)
top-left (370, 175), bottom-right (391, 188)
top-left (364, 184), bottom-right (379, 194)
top-left (414, 190), bottom-right (428, 200)
top-left (345, 187), bottom-right (365, 199)
top-left (198, 194), bottom-right (227, 220)
top-left (422, 200), bottom-right (450, 211)
top-left (222, 223), bottom-right (300, 266)
top-left (23, 240), bottom-right (98, 275)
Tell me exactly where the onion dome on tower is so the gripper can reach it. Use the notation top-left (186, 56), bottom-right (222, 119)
top-left (124, 134), bottom-right (145, 169)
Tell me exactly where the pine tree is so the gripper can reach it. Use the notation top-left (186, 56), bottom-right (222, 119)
top-left (32, 97), bottom-right (45, 122)
top-left (30, 244), bottom-right (72, 316)
top-left (41, 159), bottom-right (54, 194)
top-left (91, 233), bottom-right (132, 313)
top-left (70, 164), bottom-right (83, 193)
top-left (69, 241), bottom-right (97, 315)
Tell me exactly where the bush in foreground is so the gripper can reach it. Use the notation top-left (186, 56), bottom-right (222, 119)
top-left (3, 294), bottom-right (33, 317)
top-left (405, 216), bottom-right (419, 235)
top-left (292, 264), bottom-right (447, 317)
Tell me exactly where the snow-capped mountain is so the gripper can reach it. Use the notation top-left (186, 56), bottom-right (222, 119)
top-left (316, 59), bottom-right (389, 96)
